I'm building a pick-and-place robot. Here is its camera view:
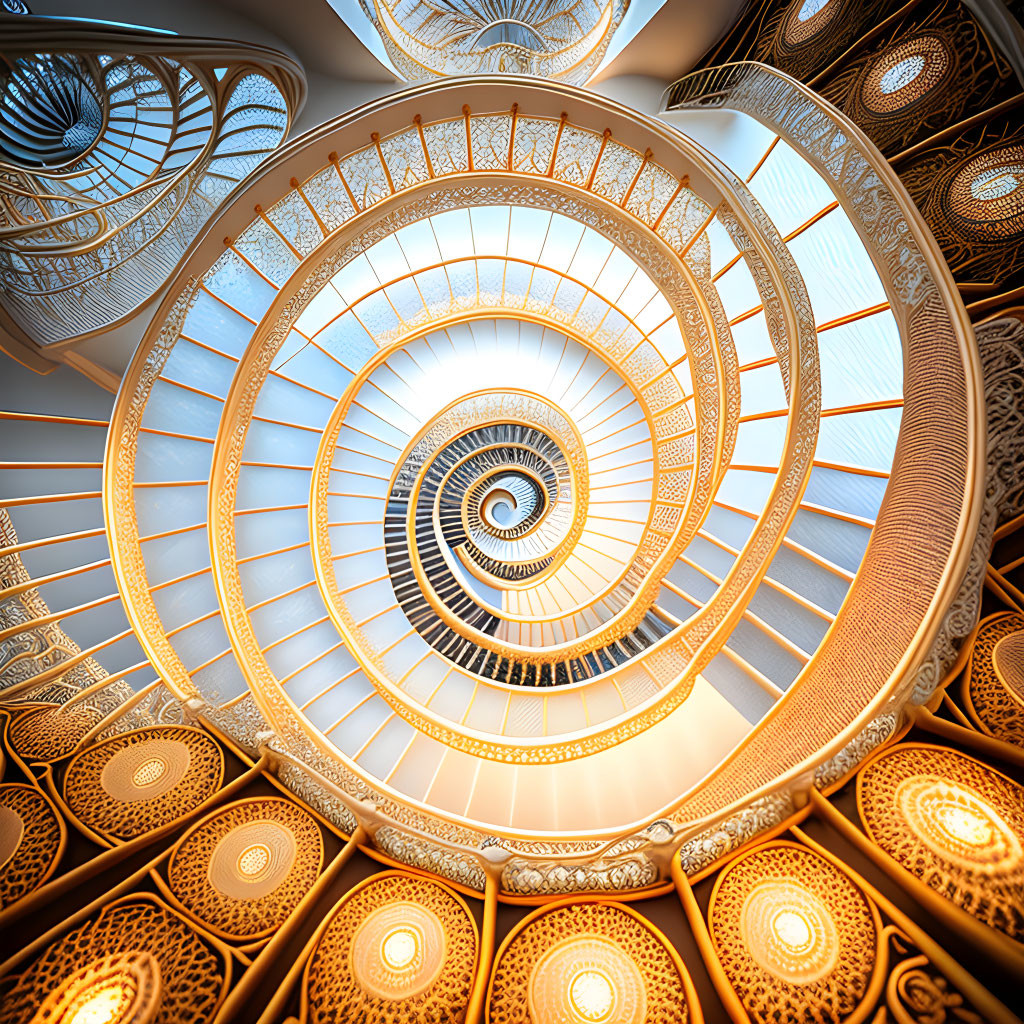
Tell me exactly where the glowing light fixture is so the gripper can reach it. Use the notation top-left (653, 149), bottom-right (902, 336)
top-left (66, 984), bottom-right (128, 1024)
top-left (381, 927), bottom-right (420, 971)
top-left (237, 843), bottom-right (272, 877)
top-left (130, 758), bottom-right (167, 788)
top-left (770, 909), bottom-right (814, 953)
top-left (972, 167), bottom-right (1024, 202)
top-left (568, 968), bottom-right (616, 1023)
top-left (879, 55), bottom-right (924, 94)
top-left (797, 0), bottom-right (830, 21)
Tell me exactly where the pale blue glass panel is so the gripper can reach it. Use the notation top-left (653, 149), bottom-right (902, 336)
top-left (171, 616), bottom-right (231, 675)
top-left (150, 575), bottom-right (220, 633)
top-left (141, 528), bottom-right (211, 587)
top-left (252, 373), bottom-right (335, 430)
top-left (248, 584), bottom-right (324, 648)
top-left (359, 607), bottom-right (409, 652)
top-left (702, 652), bottom-right (775, 724)
top-left (567, 226), bottom-right (615, 284)
top-left (432, 208), bottom-right (475, 262)
top-left (656, 585), bottom-right (698, 624)
top-left (192, 652), bottom-right (249, 703)
top-left (469, 205), bottom-right (511, 253)
top-left (703, 505), bottom-right (755, 550)
top-left (817, 309), bottom-right (903, 407)
top-left (359, 717), bottom-right (416, 780)
top-left (378, 633), bottom-right (428, 681)
top-left (714, 259), bottom-right (761, 320)
top-left (326, 493), bottom-right (385, 524)
top-left (363, 232), bottom-right (411, 282)
top-left (330, 253), bottom-right (381, 305)
top-left (683, 535), bottom-right (735, 580)
top-left (239, 547), bottom-right (316, 608)
top-left (134, 484), bottom-right (207, 538)
top-left (352, 291), bottom-right (402, 338)
top-left (731, 313), bottom-right (775, 366)
top-left (330, 695), bottom-right (392, 757)
top-left (203, 253), bottom-right (277, 323)
top-left (235, 507), bottom-right (309, 562)
top-left (748, 583), bottom-right (830, 654)
top-left (539, 213), bottom-right (586, 269)
top-left (507, 207), bottom-right (552, 262)
top-left (730, 416), bottom-right (787, 467)
top-left (161, 339), bottom-right (236, 397)
top-left (384, 277), bottom-right (426, 321)
top-left (660, 108), bottom-right (777, 181)
top-left (666, 561), bottom-right (718, 603)
top-left (315, 311), bottom-right (377, 369)
top-left (704, 217), bottom-right (740, 276)
top-left (786, 508), bottom-right (871, 573)
top-left (766, 547), bottom-right (849, 616)
top-left (236, 465), bottom-right (310, 510)
top-left (142, 380), bottom-right (222, 438)
top-left (304, 671), bottom-right (374, 733)
top-left (748, 137), bottom-right (837, 238)
top-left (787, 208), bottom-right (887, 326)
top-left (814, 407), bottom-right (901, 471)
top-left (802, 466), bottom-right (888, 521)
top-left (243, 419), bottom-right (321, 469)
top-left (283, 646), bottom-right (360, 711)
top-left (727, 621), bottom-right (802, 689)
top-left (593, 246), bottom-right (641, 304)
top-left (649, 317), bottom-right (685, 365)
top-left (294, 285), bottom-right (345, 337)
top-left (714, 468), bottom-right (775, 512)
top-left (739, 363), bottom-right (787, 418)
top-left (134, 433), bottom-right (212, 484)
top-left (395, 218), bottom-right (444, 266)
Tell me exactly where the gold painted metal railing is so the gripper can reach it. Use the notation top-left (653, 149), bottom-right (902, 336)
top-left (94, 72), bottom-right (980, 896)
top-left (0, 16), bottom-right (305, 354)
top-left (359, 0), bottom-right (628, 83)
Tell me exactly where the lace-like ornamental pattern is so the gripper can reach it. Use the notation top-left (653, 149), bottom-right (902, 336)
top-left (0, 782), bottom-right (63, 907)
top-left (964, 613), bottom-right (1024, 747)
top-left (708, 842), bottom-right (878, 1024)
top-left (0, 895), bottom-right (228, 1024)
top-left (302, 872), bottom-right (477, 1023)
top-left (815, 2), bottom-right (1012, 157)
top-left (0, 18), bottom-right (303, 347)
top-left (488, 901), bottom-right (693, 1023)
top-left (857, 743), bottom-right (1024, 941)
top-left (359, 0), bottom-right (628, 84)
top-left (63, 726), bottom-right (224, 842)
top-left (166, 797), bottom-right (324, 942)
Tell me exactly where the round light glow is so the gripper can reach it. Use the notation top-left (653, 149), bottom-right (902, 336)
top-left (66, 983), bottom-right (128, 1024)
top-left (568, 968), bottom-right (615, 1023)
top-left (381, 927), bottom-right (419, 970)
top-left (130, 757), bottom-right (167, 788)
top-left (879, 54), bottom-right (924, 94)
top-left (797, 0), bottom-right (830, 21)
top-left (971, 167), bottom-right (1024, 202)
top-left (932, 804), bottom-right (992, 847)
top-left (770, 909), bottom-right (813, 952)
top-left (236, 842), bottom-right (272, 877)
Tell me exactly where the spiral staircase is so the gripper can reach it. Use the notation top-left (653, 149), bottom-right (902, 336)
top-left (1, 2), bottom-right (1024, 1023)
